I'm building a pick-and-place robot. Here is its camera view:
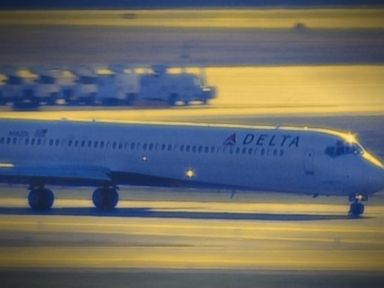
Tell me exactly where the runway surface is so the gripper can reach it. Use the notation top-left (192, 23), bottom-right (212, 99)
top-left (1, 26), bottom-right (383, 66)
top-left (1, 8), bottom-right (384, 67)
top-left (0, 185), bottom-right (384, 287)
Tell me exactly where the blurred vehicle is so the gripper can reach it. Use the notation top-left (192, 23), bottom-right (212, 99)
top-left (93, 65), bottom-right (128, 106)
top-left (0, 64), bottom-right (216, 109)
top-left (95, 64), bottom-right (215, 106)
top-left (64, 67), bottom-right (98, 105)
top-left (0, 72), bottom-right (5, 105)
top-left (30, 67), bottom-right (63, 105)
top-left (0, 68), bottom-right (40, 110)
top-left (125, 65), bottom-right (215, 106)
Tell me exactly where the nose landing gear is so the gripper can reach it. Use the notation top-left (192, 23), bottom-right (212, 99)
top-left (348, 193), bottom-right (367, 218)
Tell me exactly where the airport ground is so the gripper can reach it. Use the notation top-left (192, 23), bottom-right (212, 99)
top-left (0, 9), bottom-right (384, 66)
top-left (0, 8), bottom-right (384, 287)
top-left (0, 185), bottom-right (384, 287)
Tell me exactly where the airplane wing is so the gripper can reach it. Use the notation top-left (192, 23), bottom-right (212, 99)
top-left (0, 164), bottom-right (112, 186)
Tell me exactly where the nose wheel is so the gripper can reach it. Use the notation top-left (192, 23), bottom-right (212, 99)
top-left (348, 193), bottom-right (366, 218)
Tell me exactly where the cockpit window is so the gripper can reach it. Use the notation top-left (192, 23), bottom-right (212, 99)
top-left (325, 140), bottom-right (363, 157)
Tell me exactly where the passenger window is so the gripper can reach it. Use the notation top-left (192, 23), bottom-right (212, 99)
top-left (0, 137), bottom-right (4, 144)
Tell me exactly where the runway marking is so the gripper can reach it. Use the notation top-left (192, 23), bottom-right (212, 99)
top-left (1, 196), bottom-right (384, 270)
top-left (0, 246), bottom-right (383, 270)
top-left (0, 9), bottom-right (383, 29)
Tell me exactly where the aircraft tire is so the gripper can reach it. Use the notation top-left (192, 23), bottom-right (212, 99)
top-left (92, 188), bottom-right (119, 210)
top-left (349, 201), bottom-right (365, 218)
top-left (28, 188), bottom-right (54, 210)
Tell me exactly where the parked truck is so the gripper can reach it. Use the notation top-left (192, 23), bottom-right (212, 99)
top-left (0, 69), bottom-right (41, 110)
top-left (0, 64), bottom-right (216, 109)
top-left (123, 65), bottom-right (215, 106)
top-left (64, 67), bottom-right (98, 105)
top-left (1, 67), bottom-right (65, 109)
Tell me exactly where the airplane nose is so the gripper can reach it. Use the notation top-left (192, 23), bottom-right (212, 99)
top-left (370, 167), bottom-right (384, 193)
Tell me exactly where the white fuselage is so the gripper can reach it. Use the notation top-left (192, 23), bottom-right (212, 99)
top-left (0, 119), bottom-right (383, 197)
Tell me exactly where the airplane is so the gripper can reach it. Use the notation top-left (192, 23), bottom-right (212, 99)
top-left (0, 118), bottom-right (383, 217)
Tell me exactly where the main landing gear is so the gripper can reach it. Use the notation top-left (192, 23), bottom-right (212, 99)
top-left (348, 193), bottom-right (366, 218)
top-left (27, 185), bottom-right (120, 211)
top-left (92, 186), bottom-right (119, 210)
top-left (28, 186), bottom-right (54, 210)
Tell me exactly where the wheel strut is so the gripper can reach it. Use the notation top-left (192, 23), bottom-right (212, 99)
top-left (348, 193), bottom-right (365, 218)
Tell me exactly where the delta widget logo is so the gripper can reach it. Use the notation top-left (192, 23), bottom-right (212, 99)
top-left (223, 133), bottom-right (236, 146)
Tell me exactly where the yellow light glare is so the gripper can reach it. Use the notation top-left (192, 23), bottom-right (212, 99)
top-left (0, 163), bottom-right (14, 168)
top-left (185, 168), bottom-right (195, 179)
top-left (363, 152), bottom-right (384, 169)
top-left (96, 68), bottom-right (113, 75)
top-left (344, 133), bottom-right (357, 144)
